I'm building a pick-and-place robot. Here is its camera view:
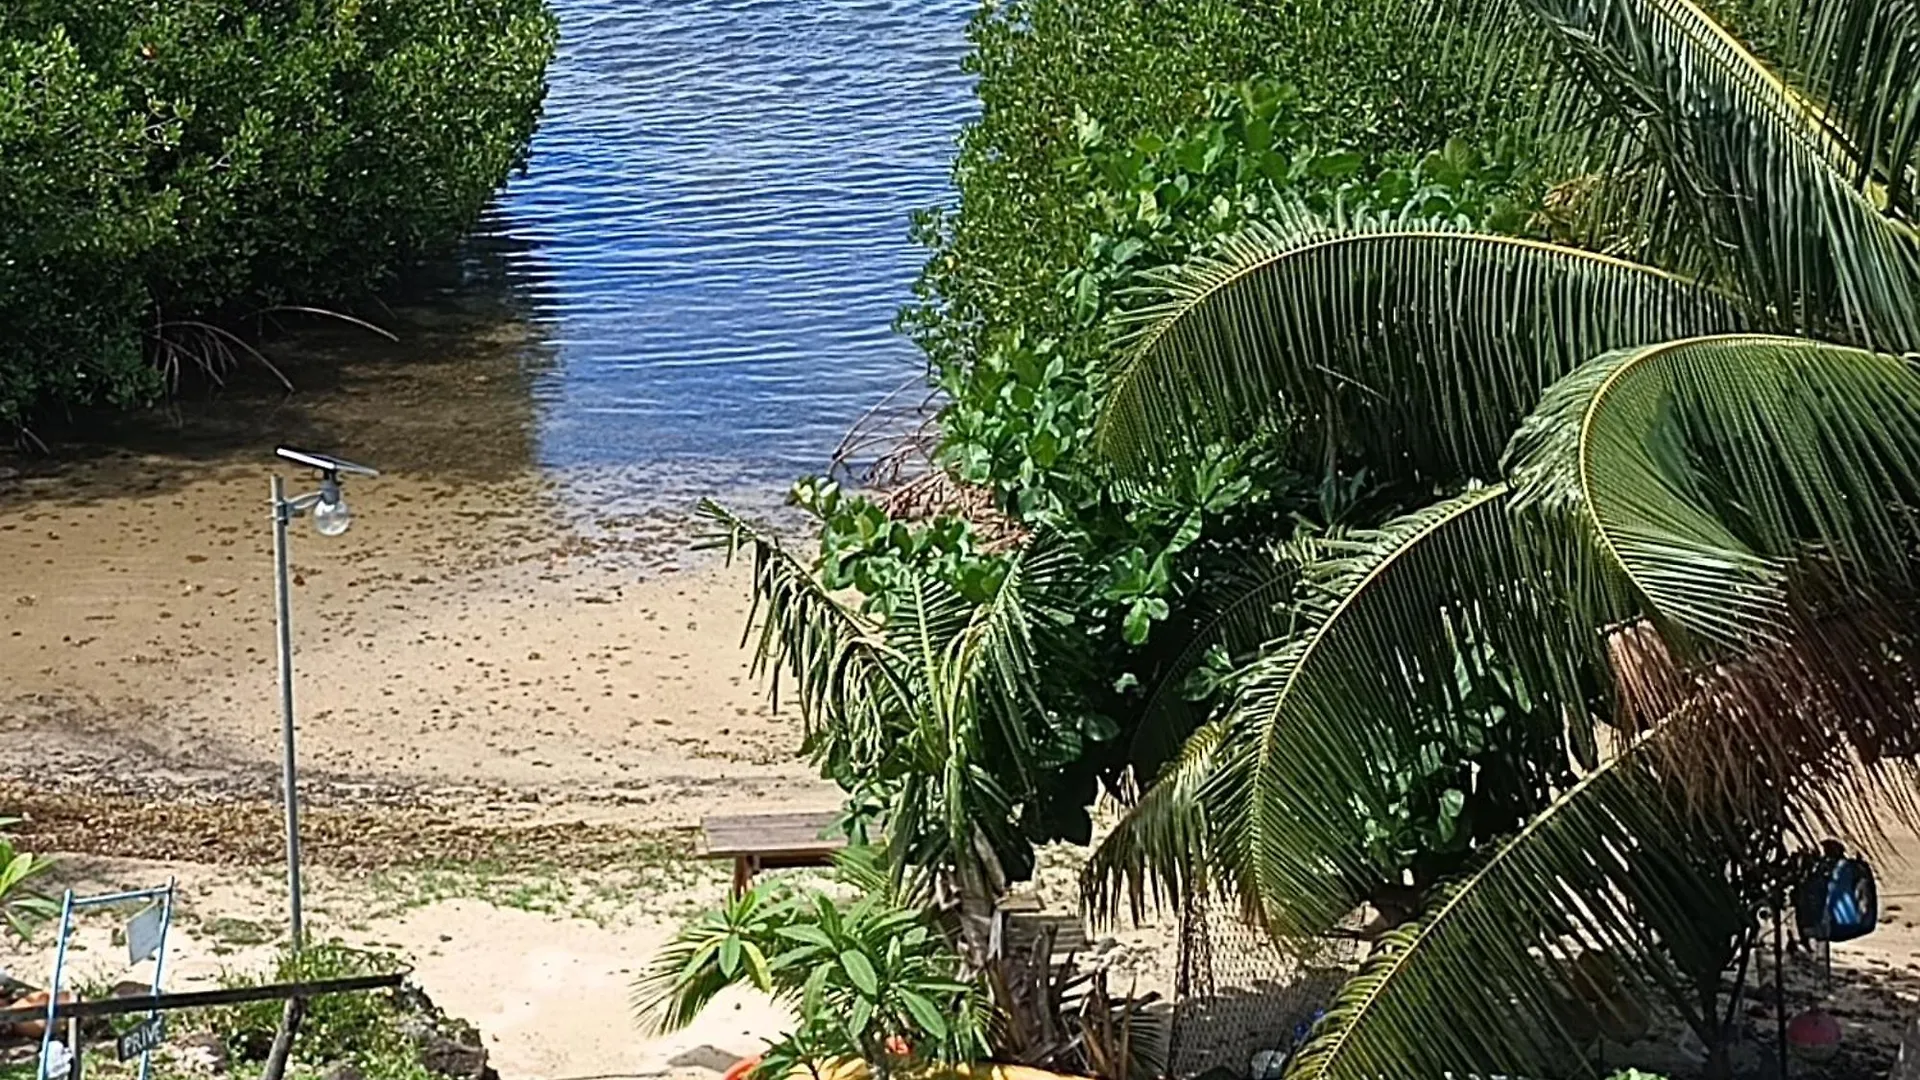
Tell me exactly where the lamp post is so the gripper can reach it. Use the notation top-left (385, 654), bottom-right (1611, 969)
top-left (270, 446), bottom-right (377, 948)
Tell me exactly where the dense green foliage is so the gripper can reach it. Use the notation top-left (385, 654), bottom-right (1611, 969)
top-left (796, 0), bottom-right (1550, 872)
top-left (1067, 0), bottom-right (1920, 1070)
top-left (746, 0), bottom-right (1920, 1074)
top-left (636, 851), bottom-right (990, 1079)
top-left (706, 501), bottom-right (1097, 877)
top-left (0, 0), bottom-right (556, 425)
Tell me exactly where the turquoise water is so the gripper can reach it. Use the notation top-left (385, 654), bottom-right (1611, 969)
top-left (481, 0), bottom-right (975, 477)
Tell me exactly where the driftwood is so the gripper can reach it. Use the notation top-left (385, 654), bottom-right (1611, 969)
top-left (827, 379), bottom-right (1025, 552)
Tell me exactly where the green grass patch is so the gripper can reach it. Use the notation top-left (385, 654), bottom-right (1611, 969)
top-left (355, 833), bottom-right (722, 926)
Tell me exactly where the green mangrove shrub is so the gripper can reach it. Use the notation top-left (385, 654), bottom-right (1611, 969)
top-left (0, 0), bottom-right (557, 426)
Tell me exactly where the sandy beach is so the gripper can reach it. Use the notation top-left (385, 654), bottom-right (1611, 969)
top-left (0, 456), bottom-right (828, 820)
top-left (0, 360), bottom-right (840, 1077)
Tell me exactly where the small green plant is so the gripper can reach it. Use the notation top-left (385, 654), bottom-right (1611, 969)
top-left (634, 851), bottom-right (990, 1080)
top-left (0, 819), bottom-right (56, 938)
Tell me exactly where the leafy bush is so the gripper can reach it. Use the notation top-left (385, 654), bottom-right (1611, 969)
top-left (906, 0), bottom-right (1483, 384)
top-left (636, 852), bottom-right (990, 1080)
top-left (208, 943), bottom-right (430, 1080)
top-left (708, 501), bottom-right (1100, 882)
top-left (0, 0), bottom-right (557, 425)
top-left (0, 27), bottom-right (169, 426)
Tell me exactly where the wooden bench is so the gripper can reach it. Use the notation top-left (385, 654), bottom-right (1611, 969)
top-left (699, 815), bottom-right (1089, 963)
top-left (700, 811), bottom-right (848, 895)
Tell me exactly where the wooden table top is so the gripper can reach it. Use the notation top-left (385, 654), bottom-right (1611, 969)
top-left (700, 810), bottom-right (847, 859)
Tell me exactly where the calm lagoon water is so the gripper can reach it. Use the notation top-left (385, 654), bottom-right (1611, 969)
top-left (14, 0), bottom-right (974, 524)
top-left (480, 0), bottom-right (976, 478)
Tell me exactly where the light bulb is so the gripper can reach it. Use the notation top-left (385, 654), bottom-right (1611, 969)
top-left (312, 480), bottom-right (351, 537)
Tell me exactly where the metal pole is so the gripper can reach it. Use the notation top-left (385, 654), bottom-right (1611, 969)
top-left (1775, 904), bottom-right (1787, 1080)
top-left (139, 878), bottom-right (176, 1080)
top-left (271, 475), bottom-right (305, 949)
top-left (39, 890), bottom-right (74, 1080)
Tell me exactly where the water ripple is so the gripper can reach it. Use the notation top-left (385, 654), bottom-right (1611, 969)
top-left (486, 0), bottom-right (975, 474)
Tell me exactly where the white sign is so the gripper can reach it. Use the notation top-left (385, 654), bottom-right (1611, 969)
top-left (40, 1040), bottom-right (70, 1080)
top-left (127, 903), bottom-right (165, 965)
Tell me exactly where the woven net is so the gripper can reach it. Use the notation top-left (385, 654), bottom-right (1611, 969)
top-left (1168, 890), bottom-right (1362, 1078)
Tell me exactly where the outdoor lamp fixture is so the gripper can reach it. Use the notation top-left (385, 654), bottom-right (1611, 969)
top-left (269, 446), bottom-right (378, 948)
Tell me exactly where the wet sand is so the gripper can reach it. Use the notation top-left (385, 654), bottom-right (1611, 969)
top-left (0, 455), bottom-right (840, 1077)
top-left (0, 290), bottom-right (834, 828)
top-left (0, 456), bottom-right (832, 826)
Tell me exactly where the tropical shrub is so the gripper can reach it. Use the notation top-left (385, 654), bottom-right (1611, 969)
top-left (1076, 0), bottom-right (1920, 1072)
top-left (733, 0), bottom-right (1918, 1070)
top-left (785, 0), bottom-right (1580, 891)
top-left (0, 0), bottom-right (557, 426)
top-left (635, 851), bottom-right (991, 1080)
top-left (703, 502), bottom-right (1099, 882)
top-left (803, 101), bottom-right (1548, 876)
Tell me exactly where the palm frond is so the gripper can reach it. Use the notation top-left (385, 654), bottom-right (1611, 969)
top-left (1606, 607), bottom-right (1920, 843)
top-left (879, 576), bottom-right (998, 875)
top-left (1285, 720), bottom-right (1729, 1080)
top-left (829, 843), bottom-right (936, 908)
top-left (1082, 718), bottom-right (1230, 928)
top-left (632, 883), bottom-right (796, 1035)
top-left (888, 570), bottom-right (978, 676)
top-left (1525, 0), bottom-right (1920, 348)
top-left (1408, 0), bottom-right (1855, 173)
top-left (1741, 0), bottom-right (1920, 214)
top-left (1504, 334), bottom-right (1920, 650)
top-left (812, 533), bottom-right (1086, 882)
top-left (959, 532), bottom-right (1081, 771)
top-left (1202, 487), bottom-right (1597, 937)
top-left (1096, 213), bottom-right (1746, 482)
top-left (696, 499), bottom-right (902, 739)
top-left (1291, 599), bottom-right (1920, 1080)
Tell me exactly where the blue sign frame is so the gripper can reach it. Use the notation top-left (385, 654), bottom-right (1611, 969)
top-left (39, 880), bottom-right (175, 1080)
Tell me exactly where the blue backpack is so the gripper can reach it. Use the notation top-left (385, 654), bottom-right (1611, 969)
top-left (1796, 848), bottom-right (1878, 943)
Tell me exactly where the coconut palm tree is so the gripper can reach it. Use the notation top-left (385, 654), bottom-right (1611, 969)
top-left (698, 501), bottom-right (1087, 951)
top-left (1081, 0), bottom-right (1920, 1075)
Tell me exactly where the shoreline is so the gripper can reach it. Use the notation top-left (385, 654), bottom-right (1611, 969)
top-left (0, 445), bottom-right (838, 831)
top-left (0, 444), bottom-right (839, 1077)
